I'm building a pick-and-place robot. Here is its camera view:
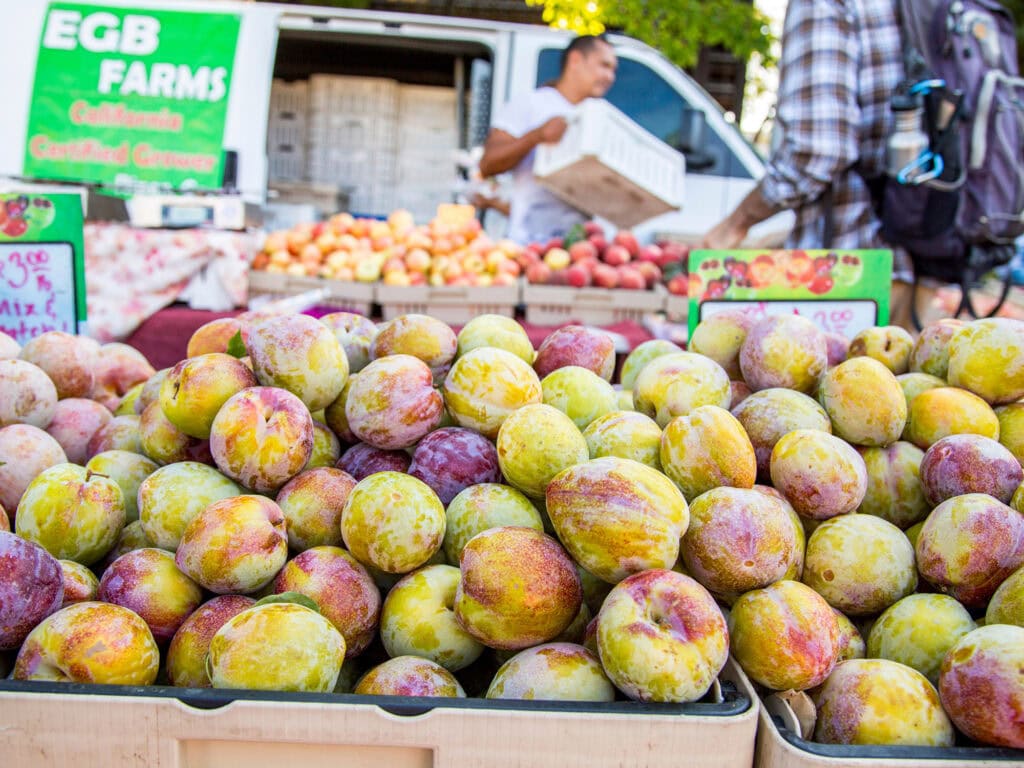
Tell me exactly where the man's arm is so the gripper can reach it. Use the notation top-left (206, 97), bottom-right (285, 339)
top-left (702, 186), bottom-right (781, 249)
top-left (478, 118), bottom-right (568, 178)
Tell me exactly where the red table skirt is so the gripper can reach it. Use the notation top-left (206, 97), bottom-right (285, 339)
top-left (125, 305), bottom-right (655, 371)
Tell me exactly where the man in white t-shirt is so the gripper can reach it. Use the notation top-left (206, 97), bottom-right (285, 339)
top-left (478, 35), bottom-right (617, 245)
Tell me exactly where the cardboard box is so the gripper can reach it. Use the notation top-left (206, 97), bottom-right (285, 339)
top-left (0, 658), bottom-right (757, 768)
top-left (534, 99), bottom-right (684, 229)
top-left (756, 689), bottom-right (1024, 768)
top-left (377, 282), bottom-right (521, 324)
top-left (523, 283), bottom-right (666, 326)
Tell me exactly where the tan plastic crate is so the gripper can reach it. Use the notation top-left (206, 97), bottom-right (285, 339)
top-left (755, 688), bottom-right (1024, 768)
top-left (247, 270), bottom-right (375, 316)
top-left (0, 658), bottom-right (757, 768)
top-left (664, 292), bottom-right (690, 324)
top-left (523, 283), bottom-right (666, 326)
top-left (377, 282), bottom-right (521, 324)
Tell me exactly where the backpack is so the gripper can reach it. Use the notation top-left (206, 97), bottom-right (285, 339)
top-left (870, 0), bottom-right (1024, 325)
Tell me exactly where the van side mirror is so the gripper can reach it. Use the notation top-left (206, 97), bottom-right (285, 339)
top-left (677, 109), bottom-right (715, 172)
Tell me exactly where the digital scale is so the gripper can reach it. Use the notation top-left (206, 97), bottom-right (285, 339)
top-left (127, 192), bottom-right (247, 230)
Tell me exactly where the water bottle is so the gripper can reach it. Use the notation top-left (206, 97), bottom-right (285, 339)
top-left (886, 91), bottom-right (929, 181)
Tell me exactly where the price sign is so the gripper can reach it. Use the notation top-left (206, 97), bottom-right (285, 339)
top-left (687, 249), bottom-right (893, 337)
top-left (0, 193), bottom-right (86, 343)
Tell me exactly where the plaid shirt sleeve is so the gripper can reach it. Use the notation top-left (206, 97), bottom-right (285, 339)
top-left (760, 0), bottom-right (862, 210)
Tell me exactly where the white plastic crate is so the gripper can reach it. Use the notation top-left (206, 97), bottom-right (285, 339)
top-left (248, 270), bottom-right (375, 316)
top-left (308, 112), bottom-right (398, 154)
top-left (309, 74), bottom-right (399, 117)
top-left (534, 99), bottom-right (685, 229)
top-left (268, 143), bottom-right (307, 182)
top-left (270, 79), bottom-right (310, 115)
top-left (308, 149), bottom-right (397, 190)
top-left (523, 283), bottom-right (667, 325)
top-left (377, 282), bottom-right (521, 323)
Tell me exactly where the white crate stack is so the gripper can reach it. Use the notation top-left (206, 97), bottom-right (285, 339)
top-left (267, 79), bottom-right (309, 182)
top-left (307, 75), bottom-right (399, 216)
top-left (395, 85), bottom-right (460, 223)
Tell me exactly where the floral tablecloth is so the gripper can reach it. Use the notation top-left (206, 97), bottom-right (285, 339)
top-left (84, 223), bottom-right (256, 342)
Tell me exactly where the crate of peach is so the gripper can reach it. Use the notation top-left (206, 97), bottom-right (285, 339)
top-left (520, 223), bottom-right (672, 325)
top-left (0, 315), bottom-right (762, 768)
top-left (374, 204), bottom-right (523, 323)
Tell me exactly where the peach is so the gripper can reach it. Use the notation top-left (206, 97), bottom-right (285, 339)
top-left (818, 356), bottom-right (907, 447)
top-left (732, 388), bottom-right (832, 481)
top-left (986, 565), bottom-right (1024, 627)
top-left (905, 385), bottom-right (1000, 449)
top-left (803, 514), bottom-right (917, 616)
top-left (947, 317), bottom-right (1024, 405)
top-left (921, 434), bottom-right (1022, 507)
top-left (0, 424), bottom-right (67, 516)
top-left (582, 410), bottom-right (662, 470)
top-left (210, 386), bottom-right (314, 493)
top-left (739, 314), bottom-right (827, 394)
top-left (166, 594), bottom-right (256, 687)
top-left (681, 487), bottom-right (801, 602)
top-left (355, 655), bottom-right (465, 697)
top-left (186, 317), bottom-right (245, 357)
top-left (0, 503), bottom-right (8, 532)
top-left (16, 463), bottom-right (125, 565)
top-left (917, 493), bottom-right (1024, 608)
top-left (99, 520), bottom-right (154, 572)
top-left (138, 401), bottom-right (211, 466)
top-left (896, 372), bottom-right (946, 440)
top-left (486, 642), bottom-right (614, 701)
top-left (496, 403), bottom-right (589, 500)
top-left (134, 367), bottom-right (170, 415)
top-left (208, 602), bottom-right (345, 692)
top-left (323, 375), bottom-right (358, 445)
top-left (688, 310), bottom-right (754, 379)
top-left (380, 563), bottom-right (485, 671)
top-left (455, 526), bottom-right (581, 651)
top-left (824, 332), bottom-right (850, 367)
top-left (728, 580), bottom-right (840, 691)
top-left (176, 494), bottom-right (288, 594)
top-left (345, 354), bottom-right (442, 450)
top-left (752, 484), bottom-right (806, 580)
top-left (276, 466), bottom-right (356, 550)
top-left (443, 347), bottom-right (543, 440)
top-left (856, 442), bottom-right (929, 529)
top-left (0, 531), bottom-right (64, 650)
top-left (341, 471), bottom-right (446, 574)
top-left (939, 624), bottom-right (1024, 748)
top-left (770, 429), bottom-right (867, 520)
top-left (660, 405), bottom-right (756, 500)
top-left (371, 313), bottom-right (457, 385)
top-left (159, 353), bottom-right (258, 439)
top-left (138, 461), bottom-right (241, 550)
top-left (98, 547), bottom-right (203, 644)
top-left (13, 601), bottom-right (159, 685)
top-left (85, 414), bottom-right (142, 458)
top-left (44, 397), bottom-right (111, 465)
top-left (305, 420), bottom-right (342, 469)
top-left (996, 402), bottom-right (1024, 466)
top-left (909, 318), bottom-right (962, 379)
top-left (319, 311), bottom-right (378, 373)
top-left (815, 658), bottom-right (954, 746)
top-left (546, 457), bottom-right (689, 583)
top-left (0, 358), bottom-right (57, 428)
top-left (618, 339), bottom-right (684, 391)
top-left (533, 325), bottom-right (616, 381)
top-left (541, 365), bottom-right (617, 431)
top-left (456, 314), bottom-right (535, 365)
top-left (336, 442), bottom-right (410, 480)
top-left (19, 331), bottom-right (95, 399)
top-left (597, 569), bottom-right (728, 702)
top-left (91, 343), bottom-right (155, 412)
top-left (730, 379), bottom-right (752, 408)
top-left (867, 593), bottom-right (977, 686)
top-left (847, 325), bottom-right (914, 375)
top-left (443, 483), bottom-right (543, 565)
top-left (58, 559), bottom-right (98, 606)
top-left (273, 546), bottom-right (380, 657)
top-left (633, 351), bottom-right (731, 428)
top-left (246, 313), bottom-right (349, 411)
top-left (115, 383), bottom-right (144, 416)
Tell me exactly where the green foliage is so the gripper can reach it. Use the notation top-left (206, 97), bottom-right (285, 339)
top-left (524, 0), bottom-right (776, 69)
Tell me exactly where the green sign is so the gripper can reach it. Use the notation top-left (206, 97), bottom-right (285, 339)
top-left (687, 249), bottom-right (893, 338)
top-left (25, 3), bottom-right (241, 190)
top-left (0, 193), bottom-right (87, 342)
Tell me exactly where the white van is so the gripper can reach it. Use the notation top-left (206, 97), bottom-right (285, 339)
top-left (0, 0), bottom-right (790, 244)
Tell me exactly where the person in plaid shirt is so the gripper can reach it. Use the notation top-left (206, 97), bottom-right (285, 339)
top-left (702, 0), bottom-right (905, 254)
